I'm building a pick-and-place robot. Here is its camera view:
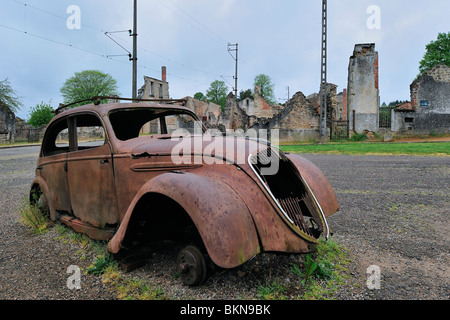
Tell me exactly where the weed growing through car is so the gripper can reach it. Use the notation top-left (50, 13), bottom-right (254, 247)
top-left (258, 238), bottom-right (351, 300)
top-left (18, 196), bottom-right (52, 235)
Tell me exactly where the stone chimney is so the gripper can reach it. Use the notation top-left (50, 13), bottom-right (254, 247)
top-left (162, 66), bottom-right (167, 83)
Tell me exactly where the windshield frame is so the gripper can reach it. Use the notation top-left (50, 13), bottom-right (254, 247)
top-left (108, 106), bottom-right (206, 141)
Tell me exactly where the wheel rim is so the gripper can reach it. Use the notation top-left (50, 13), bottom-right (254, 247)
top-left (177, 245), bottom-right (207, 286)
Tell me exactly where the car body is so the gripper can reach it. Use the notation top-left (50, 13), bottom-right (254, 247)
top-left (30, 98), bottom-right (339, 285)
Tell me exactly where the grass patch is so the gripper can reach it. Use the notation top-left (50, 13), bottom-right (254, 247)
top-left (99, 261), bottom-right (168, 300)
top-left (53, 223), bottom-right (168, 300)
top-left (257, 279), bottom-right (287, 300)
top-left (258, 238), bottom-right (351, 300)
top-left (280, 141), bottom-right (450, 156)
top-left (18, 196), bottom-right (52, 235)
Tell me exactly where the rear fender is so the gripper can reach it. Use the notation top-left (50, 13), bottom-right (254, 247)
top-left (285, 154), bottom-right (339, 218)
top-left (108, 172), bottom-right (260, 269)
top-left (30, 177), bottom-right (55, 220)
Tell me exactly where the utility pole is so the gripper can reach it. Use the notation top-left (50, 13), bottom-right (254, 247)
top-left (319, 0), bottom-right (328, 142)
top-left (228, 43), bottom-right (238, 98)
top-left (132, 0), bottom-right (138, 100)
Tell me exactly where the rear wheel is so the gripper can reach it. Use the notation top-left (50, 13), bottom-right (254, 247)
top-left (177, 245), bottom-right (207, 286)
top-left (30, 186), bottom-right (49, 219)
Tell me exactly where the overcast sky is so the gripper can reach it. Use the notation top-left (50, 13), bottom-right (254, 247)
top-left (1, 0), bottom-right (448, 120)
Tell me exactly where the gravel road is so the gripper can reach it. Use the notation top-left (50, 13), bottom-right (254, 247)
top-left (0, 146), bottom-right (448, 300)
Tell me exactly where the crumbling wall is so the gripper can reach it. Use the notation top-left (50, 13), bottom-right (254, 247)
top-left (252, 85), bottom-right (283, 119)
top-left (392, 110), bottom-right (450, 135)
top-left (392, 63), bottom-right (450, 135)
top-left (0, 103), bottom-right (15, 144)
top-left (347, 43), bottom-right (380, 133)
top-left (336, 89), bottom-right (347, 121)
top-left (184, 96), bottom-right (224, 129)
top-left (238, 97), bottom-right (254, 116)
top-left (410, 63), bottom-right (450, 114)
top-left (222, 92), bottom-right (249, 131)
top-left (249, 91), bottom-right (320, 142)
top-left (138, 67), bottom-right (170, 100)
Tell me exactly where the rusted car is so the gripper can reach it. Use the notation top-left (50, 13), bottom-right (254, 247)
top-left (30, 97), bottom-right (339, 285)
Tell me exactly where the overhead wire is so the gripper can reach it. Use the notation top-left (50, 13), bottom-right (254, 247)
top-left (3, 0), bottom-right (229, 87)
top-left (161, 0), bottom-right (229, 45)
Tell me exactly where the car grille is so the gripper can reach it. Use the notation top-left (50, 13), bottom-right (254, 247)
top-left (249, 147), bottom-right (324, 239)
top-left (278, 196), bottom-right (316, 237)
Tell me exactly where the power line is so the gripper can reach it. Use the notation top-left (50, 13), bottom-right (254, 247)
top-left (2, 0), bottom-right (230, 88)
top-left (8, 0), bottom-right (106, 33)
top-left (0, 23), bottom-right (106, 58)
top-left (99, 31), bottom-right (226, 80)
top-left (164, 0), bottom-right (229, 45)
top-left (0, 22), bottom-right (211, 87)
top-left (9, 0), bottom-right (226, 79)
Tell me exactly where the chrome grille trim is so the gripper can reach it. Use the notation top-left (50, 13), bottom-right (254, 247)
top-left (248, 152), bottom-right (294, 225)
top-left (249, 148), bottom-right (330, 240)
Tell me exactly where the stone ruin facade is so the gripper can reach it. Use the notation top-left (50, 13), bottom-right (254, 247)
top-left (0, 102), bottom-right (15, 144)
top-left (392, 63), bottom-right (450, 134)
top-left (346, 43), bottom-right (380, 133)
top-left (138, 66), bottom-right (170, 100)
top-left (182, 84), bottom-right (340, 143)
top-left (135, 44), bottom-right (449, 141)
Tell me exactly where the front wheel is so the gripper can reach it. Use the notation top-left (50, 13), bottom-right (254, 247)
top-left (176, 245), bottom-right (207, 286)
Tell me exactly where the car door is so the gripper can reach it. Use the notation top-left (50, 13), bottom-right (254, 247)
top-left (38, 117), bottom-right (71, 215)
top-left (66, 113), bottom-right (119, 228)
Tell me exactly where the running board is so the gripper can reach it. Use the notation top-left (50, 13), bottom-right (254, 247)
top-left (60, 215), bottom-right (116, 241)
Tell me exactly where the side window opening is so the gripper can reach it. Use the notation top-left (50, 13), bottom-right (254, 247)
top-left (71, 114), bottom-right (106, 151)
top-left (42, 118), bottom-right (70, 156)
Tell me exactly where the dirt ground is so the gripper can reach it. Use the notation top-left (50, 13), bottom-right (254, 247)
top-left (384, 135), bottom-right (450, 143)
top-left (0, 149), bottom-right (448, 300)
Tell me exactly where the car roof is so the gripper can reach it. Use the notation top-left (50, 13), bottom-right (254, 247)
top-left (52, 100), bottom-right (194, 120)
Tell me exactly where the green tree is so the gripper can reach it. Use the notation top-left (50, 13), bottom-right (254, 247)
top-left (419, 32), bottom-right (450, 76)
top-left (254, 74), bottom-right (276, 105)
top-left (27, 101), bottom-right (54, 127)
top-left (60, 70), bottom-right (119, 106)
top-left (206, 80), bottom-right (228, 108)
top-left (0, 78), bottom-right (23, 113)
top-left (194, 92), bottom-right (206, 102)
top-left (239, 89), bottom-right (254, 101)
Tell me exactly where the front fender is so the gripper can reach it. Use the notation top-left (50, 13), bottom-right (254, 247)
top-left (108, 172), bottom-right (260, 269)
top-left (285, 154), bottom-right (339, 218)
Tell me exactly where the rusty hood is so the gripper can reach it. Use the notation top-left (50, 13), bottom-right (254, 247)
top-left (128, 134), bottom-right (269, 168)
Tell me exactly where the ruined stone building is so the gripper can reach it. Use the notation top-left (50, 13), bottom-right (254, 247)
top-left (0, 102), bottom-right (15, 144)
top-left (336, 89), bottom-right (348, 121)
top-left (138, 66), bottom-right (170, 100)
top-left (181, 85), bottom-right (336, 142)
top-left (392, 63), bottom-right (450, 134)
top-left (346, 43), bottom-right (380, 133)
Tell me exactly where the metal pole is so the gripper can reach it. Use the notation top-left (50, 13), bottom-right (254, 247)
top-left (235, 43), bottom-right (238, 98)
top-left (319, 0), bottom-right (328, 142)
top-left (228, 43), bottom-right (238, 98)
top-left (132, 0), bottom-right (138, 100)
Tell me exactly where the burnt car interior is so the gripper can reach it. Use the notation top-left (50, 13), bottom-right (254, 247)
top-left (109, 108), bottom-right (201, 141)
